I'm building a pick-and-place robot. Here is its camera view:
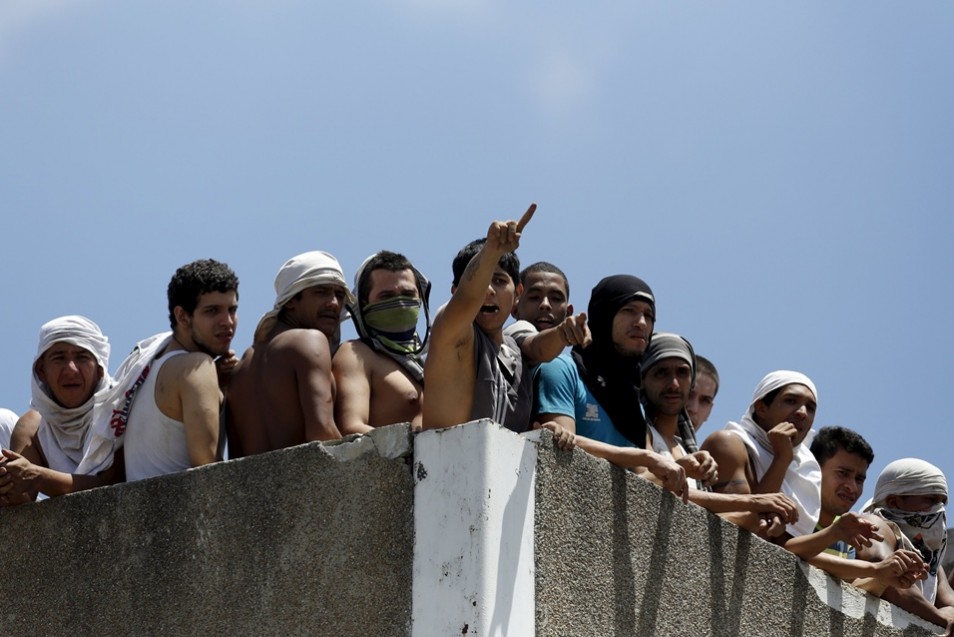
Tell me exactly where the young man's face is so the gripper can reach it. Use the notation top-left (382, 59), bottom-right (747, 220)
top-left (286, 284), bottom-right (346, 338)
top-left (819, 448), bottom-right (868, 517)
top-left (367, 269), bottom-right (419, 305)
top-left (687, 372), bottom-right (717, 431)
top-left (513, 271), bottom-right (570, 331)
top-left (753, 383), bottom-right (816, 445)
top-left (35, 342), bottom-right (103, 408)
top-left (610, 300), bottom-right (654, 357)
top-left (184, 290), bottom-right (238, 356)
top-left (642, 357), bottom-right (692, 417)
top-left (474, 267), bottom-right (518, 335)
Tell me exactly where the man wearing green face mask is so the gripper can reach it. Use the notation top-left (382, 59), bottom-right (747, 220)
top-left (334, 251), bottom-right (430, 434)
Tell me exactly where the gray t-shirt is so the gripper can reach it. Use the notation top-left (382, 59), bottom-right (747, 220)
top-left (470, 325), bottom-right (532, 433)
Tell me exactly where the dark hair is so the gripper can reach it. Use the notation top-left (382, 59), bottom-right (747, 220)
top-left (167, 259), bottom-right (239, 328)
top-left (810, 426), bottom-right (874, 466)
top-left (357, 250), bottom-right (416, 306)
top-left (695, 355), bottom-right (719, 396)
top-left (520, 261), bottom-right (570, 297)
top-left (451, 238), bottom-right (520, 288)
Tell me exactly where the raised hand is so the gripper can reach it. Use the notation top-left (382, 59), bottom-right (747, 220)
top-left (486, 203), bottom-right (536, 255)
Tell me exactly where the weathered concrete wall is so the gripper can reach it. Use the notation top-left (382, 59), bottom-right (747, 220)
top-left (532, 431), bottom-right (938, 637)
top-left (0, 420), bottom-right (942, 637)
top-left (0, 425), bottom-right (415, 637)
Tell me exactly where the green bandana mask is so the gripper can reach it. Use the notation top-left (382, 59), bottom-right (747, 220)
top-left (362, 296), bottom-right (422, 354)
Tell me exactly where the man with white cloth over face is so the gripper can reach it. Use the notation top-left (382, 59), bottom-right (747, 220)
top-left (227, 251), bottom-right (351, 457)
top-left (855, 458), bottom-right (954, 634)
top-left (0, 316), bottom-right (122, 504)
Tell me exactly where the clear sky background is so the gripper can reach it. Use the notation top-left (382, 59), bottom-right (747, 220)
top-left (1, 1), bottom-right (951, 508)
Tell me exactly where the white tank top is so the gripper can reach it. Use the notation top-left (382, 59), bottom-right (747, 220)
top-left (123, 350), bottom-right (191, 481)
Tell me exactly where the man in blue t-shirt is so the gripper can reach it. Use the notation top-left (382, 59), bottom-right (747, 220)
top-left (533, 274), bottom-right (655, 448)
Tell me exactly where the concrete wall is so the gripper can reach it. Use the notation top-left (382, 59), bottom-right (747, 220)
top-left (0, 426), bottom-right (415, 637)
top-left (0, 420), bottom-right (942, 636)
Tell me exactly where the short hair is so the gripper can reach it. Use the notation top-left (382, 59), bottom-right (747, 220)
top-left (519, 261), bottom-right (570, 297)
top-left (167, 259), bottom-right (239, 329)
top-left (357, 250), bottom-right (415, 306)
top-left (810, 426), bottom-right (875, 467)
top-left (695, 355), bottom-right (719, 396)
top-left (451, 238), bottom-right (520, 288)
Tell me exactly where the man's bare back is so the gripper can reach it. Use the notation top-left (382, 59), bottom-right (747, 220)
top-left (227, 325), bottom-right (339, 457)
top-left (333, 339), bottom-right (423, 434)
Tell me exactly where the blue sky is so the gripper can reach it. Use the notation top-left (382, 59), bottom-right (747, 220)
top-left (1, 0), bottom-right (952, 504)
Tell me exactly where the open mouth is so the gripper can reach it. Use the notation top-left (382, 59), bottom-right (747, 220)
top-left (480, 305), bottom-right (499, 314)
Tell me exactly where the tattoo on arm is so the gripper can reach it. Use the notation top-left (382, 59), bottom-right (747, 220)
top-left (462, 252), bottom-right (482, 285)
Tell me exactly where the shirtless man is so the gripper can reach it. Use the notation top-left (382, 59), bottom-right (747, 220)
top-left (422, 204), bottom-right (539, 432)
top-left (333, 251), bottom-right (429, 434)
top-left (0, 316), bottom-right (117, 503)
top-left (227, 251), bottom-right (348, 457)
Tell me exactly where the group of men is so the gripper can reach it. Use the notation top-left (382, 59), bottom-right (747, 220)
top-left (0, 204), bottom-right (950, 633)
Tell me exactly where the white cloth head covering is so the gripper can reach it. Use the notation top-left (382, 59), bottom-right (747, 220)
top-left (30, 315), bottom-right (114, 473)
top-left (723, 369), bottom-right (822, 537)
top-left (254, 251), bottom-right (355, 342)
top-left (746, 370), bottom-right (818, 419)
top-left (863, 458), bottom-right (948, 511)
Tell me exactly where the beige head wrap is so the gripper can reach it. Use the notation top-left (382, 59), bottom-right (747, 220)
top-left (254, 251), bottom-right (355, 342)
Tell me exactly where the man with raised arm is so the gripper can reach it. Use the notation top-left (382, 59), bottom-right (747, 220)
top-left (333, 250), bottom-right (430, 434)
top-left (227, 251), bottom-right (349, 457)
top-left (422, 204), bottom-right (538, 432)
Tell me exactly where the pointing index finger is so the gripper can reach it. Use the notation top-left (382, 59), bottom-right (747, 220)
top-left (516, 203), bottom-right (537, 233)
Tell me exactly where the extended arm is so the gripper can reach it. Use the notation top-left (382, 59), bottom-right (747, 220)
top-left (782, 512), bottom-right (882, 559)
top-left (518, 314), bottom-right (591, 364)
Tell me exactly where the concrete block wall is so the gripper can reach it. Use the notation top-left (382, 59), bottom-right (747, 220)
top-left (0, 420), bottom-right (941, 636)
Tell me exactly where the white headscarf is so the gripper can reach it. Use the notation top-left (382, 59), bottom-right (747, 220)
top-left (862, 458), bottom-right (948, 602)
top-left (724, 370), bottom-right (821, 537)
top-left (30, 316), bottom-right (114, 473)
top-left (253, 251), bottom-right (355, 342)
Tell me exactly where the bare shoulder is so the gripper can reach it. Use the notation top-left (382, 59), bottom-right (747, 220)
top-left (271, 328), bottom-right (333, 360)
top-left (13, 409), bottom-right (41, 438)
top-left (701, 429), bottom-right (746, 459)
top-left (11, 409), bottom-right (41, 452)
top-left (165, 351), bottom-right (217, 374)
